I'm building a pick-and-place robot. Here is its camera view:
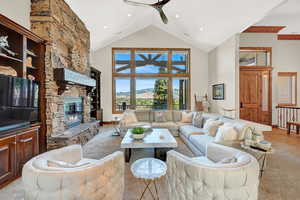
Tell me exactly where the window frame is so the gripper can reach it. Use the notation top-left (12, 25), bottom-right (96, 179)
top-left (277, 72), bottom-right (297, 106)
top-left (112, 47), bottom-right (191, 114)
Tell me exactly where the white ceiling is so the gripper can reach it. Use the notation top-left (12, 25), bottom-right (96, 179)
top-left (65, 0), bottom-right (285, 52)
top-left (256, 0), bottom-right (300, 34)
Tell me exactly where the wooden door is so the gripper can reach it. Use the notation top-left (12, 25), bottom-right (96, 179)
top-left (0, 136), bottom-right (16, 185)
top-left (16, 129), bottom-right (39, 176)
top-left (240, 68), bottom-right (272, 125)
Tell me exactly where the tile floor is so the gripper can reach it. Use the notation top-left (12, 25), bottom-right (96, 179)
top-left (0, 127), bottom-right (300, 200)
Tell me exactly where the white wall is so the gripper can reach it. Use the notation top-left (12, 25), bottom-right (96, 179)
top-left (208, 35), bottom-right (240, 118)
top-left (91, 25), bottom-right (209, 121)
top-left (0, 0), bottom-right (31, 29)
top-left (240, 33), bottom-right (300, 124)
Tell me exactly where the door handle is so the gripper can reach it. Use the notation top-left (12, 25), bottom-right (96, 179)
top-left (240, 102), bottom-right (243, 108)
top-left (0, 146), bottom-right (8, 152)
top-left (20, 138), bottom-right (33, 143)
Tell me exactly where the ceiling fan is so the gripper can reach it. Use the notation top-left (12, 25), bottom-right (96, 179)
top-left (123, 0), bottom-right (170, 24)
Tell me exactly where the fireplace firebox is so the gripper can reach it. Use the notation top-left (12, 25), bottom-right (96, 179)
top-left (64, 96), bottom-right (83, 129)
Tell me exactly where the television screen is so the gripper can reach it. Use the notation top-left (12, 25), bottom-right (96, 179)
top-left (0, 74), bottom-right (39, 133)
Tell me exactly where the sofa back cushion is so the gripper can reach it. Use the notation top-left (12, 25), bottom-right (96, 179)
top-left (181, 111), bottom-right (194, 123)
top-left (202, 113), bottom-right (222, 127)
top-left (203, 119), bottom-right (223, 136)
top-left (134, 110), bottom-right (151, 122)
top-left (214, 123), bottom-right (239, 142)
top-left (151, 110), bottom-right (173, 122)
top-left (172, 110), bottom-right (182, 122)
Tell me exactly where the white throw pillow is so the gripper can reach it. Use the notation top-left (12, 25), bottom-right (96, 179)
top-left (123, 110), bottom-right (138, 125)
top-left (181, 111), bottom-right (193, 123)
top-left (203, 119), bottom-right (223, 137)
top-left (214, 124), bottom-right (239, 142)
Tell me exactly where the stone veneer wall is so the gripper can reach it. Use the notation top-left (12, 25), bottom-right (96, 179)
top-left (30, 0), bottom-right (92, 148)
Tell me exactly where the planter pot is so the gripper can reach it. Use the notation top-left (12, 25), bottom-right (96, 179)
top-left (131, 133), bottom-right (145, 140)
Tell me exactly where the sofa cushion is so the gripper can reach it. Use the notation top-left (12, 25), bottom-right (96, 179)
top-left (152, 122), bottom-right (178, 131)
top-left (134, 110), bottom-right (151, 122)
top-left (123, 110), bottom-right (138, 125)
top-left (192, 156), bottom-right (215, 165)
top-left (47, 160), bottom-right (90, 168)
top-left (124, 122), bottom-right (151, 129)
top-left (181, 111), bottom-right (193, 123)
top-left (202, 113), bottom-right (222, 127)
top-left (203, 119), bottom-right (223, 136)
top-left (192, 112), bottom-right (203, 128)
top-left (154, 111), bottom-right (167, 122)
top-left (179, 125), bottom-right (207, 138)
top-left (214, 124), bottom-right (239, 142)
top-left (172, 110), bottom-right (182, 122)
top-left (189, 134), bottom-right (215, 154)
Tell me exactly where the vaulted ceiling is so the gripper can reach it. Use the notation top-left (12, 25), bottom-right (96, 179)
top-left (255, 0), bottom-right (300, 34)
top-left (65, 0), bottom-right (285, 52)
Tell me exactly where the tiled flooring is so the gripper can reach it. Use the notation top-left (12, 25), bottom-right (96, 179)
top-left (1, 127), bottom-right (300, 200)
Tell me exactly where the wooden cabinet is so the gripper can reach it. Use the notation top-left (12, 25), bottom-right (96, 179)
top-left (0, 126), bottom-right (39, 188)
top-left (0, 136), bottom-right (16, 186)
top-left (16, 130), bottom-right (39, 176)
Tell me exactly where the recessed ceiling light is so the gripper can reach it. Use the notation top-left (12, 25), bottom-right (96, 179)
top-left (103, 26), bottom-right (108, 29)
top-left (127, 13), bottom-right (132, 17)
top-left (199, 27), bottom-right (204, 31)
top-left (184, 33), bottom-right (190, 37)
top-left (175, 14), bottom-right (180, 18)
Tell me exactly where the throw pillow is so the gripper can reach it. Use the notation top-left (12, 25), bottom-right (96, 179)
top-left (192, 112), bottom-right (203, 128)
top-left (47, 160), bottom-right (90, 168)
top-left (181, 111), bottom-right (193, 123)
top-left (217, 157), bottom-right (237, 164)
top-left (214, 124), bottom-right (239, 142)
top-left (154, 111), bottom-right (167, 122)
top-left (203, 119), bottom-right (223, 136)
top-left (123, 110), bottom-right (138, 125)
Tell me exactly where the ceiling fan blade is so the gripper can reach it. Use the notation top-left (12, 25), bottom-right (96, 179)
top-left (156, 8), bottom-right (168, 24)
top-left (153, 0), bottom-right (171, 6)
top-left (123, 0), bottom-right (151, 7)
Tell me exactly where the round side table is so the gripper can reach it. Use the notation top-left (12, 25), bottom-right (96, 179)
top-left (241, 143), bottom-right (274, 178)
top-left (131, 158), bottom-right (167, 200)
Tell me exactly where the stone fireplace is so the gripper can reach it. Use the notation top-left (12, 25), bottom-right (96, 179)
top-left (30, 0), bottom-right (100, 150)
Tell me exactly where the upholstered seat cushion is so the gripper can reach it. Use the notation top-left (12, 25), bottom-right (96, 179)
top-left (151, 122), bottom-right (178, 130)
top-left (192, 156), bottom-right (215, 165)
top-left (189, 134), bottom-right (215, 154)
top-left (179, 125), bottom-right (207, 138)
top-left (123, 122), bottom-right (151, 129)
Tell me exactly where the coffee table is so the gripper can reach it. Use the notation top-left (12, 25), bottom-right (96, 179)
top-left (121, 128), bottom-right (177, 162)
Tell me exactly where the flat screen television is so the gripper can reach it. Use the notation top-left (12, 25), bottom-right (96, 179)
top-left (0, 74), bottom-right (39, 133)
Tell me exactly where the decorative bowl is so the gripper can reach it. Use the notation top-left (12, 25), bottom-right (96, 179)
top-left (131, 127), bottom-right (146, 140)
top-left (131, 133), bottom-right (145, 140)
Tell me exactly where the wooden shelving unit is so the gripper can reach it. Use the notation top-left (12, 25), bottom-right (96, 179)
top-left (90, 67), bottom-right (102, 125)
top-left (0, 14), bottom-right (46, 187)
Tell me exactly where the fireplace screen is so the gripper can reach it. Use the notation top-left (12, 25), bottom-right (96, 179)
top-left (64, 96), bottom-right (83, 129)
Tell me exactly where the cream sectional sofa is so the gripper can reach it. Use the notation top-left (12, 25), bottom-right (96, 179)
top-left (167, 143), bottom-right (260, 200)
top-left (120, 110), bottom-right (264, 156)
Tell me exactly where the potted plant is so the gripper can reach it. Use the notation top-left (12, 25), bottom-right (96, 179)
top-left (131, 127), bottom-right (146, 140)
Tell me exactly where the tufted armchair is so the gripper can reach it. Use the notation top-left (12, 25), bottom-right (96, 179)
top-left (22, 145), bottom-right (124, 200)
top-left (166, 143), bottom-right (260, 200)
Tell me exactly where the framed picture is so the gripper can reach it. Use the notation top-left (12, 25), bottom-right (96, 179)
top-left (212, 84), bottom-right (225, 100)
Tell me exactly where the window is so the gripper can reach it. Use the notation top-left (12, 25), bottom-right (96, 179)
top-left (277, 72), bottom-right (297, 106)
top-left (239, 47), bottom-right (271, 66)
top-left (112, 48), bottom-right (190, 113)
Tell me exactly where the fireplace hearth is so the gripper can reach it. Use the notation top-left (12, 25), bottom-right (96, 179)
top-left (64, 96), bottom-right (83, 129)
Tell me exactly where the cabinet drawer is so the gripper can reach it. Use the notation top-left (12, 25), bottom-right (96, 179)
top-left (0, 136), bottom-right (16, 185)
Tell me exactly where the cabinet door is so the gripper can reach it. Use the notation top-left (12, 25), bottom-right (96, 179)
top-left (0, 136), bottom-right (16, 185)
top-left (16, 129), bottom-right (38, 176)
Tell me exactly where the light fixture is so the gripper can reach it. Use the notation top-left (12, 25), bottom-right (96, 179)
top-left (175, 14), bottom-right (180, 19)
top-left (199, 27), bottom-right (204, 31)
top-left (103, 26), bottom-right (108, 29)
top-left (127, 13), bottom-right (132, 17)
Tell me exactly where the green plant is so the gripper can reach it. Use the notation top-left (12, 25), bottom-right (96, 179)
top-left (131, 127), bottom-right (145, 135)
